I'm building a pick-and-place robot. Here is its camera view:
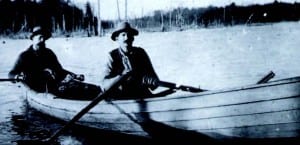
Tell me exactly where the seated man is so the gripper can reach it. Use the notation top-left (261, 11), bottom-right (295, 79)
top-left (101, 22), bottom-right (160, 99)
top-left (8, 26), bottom-right (101, 100)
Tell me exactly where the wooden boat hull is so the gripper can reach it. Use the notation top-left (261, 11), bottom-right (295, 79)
top-left (25, 77), bottom-right (300, 139)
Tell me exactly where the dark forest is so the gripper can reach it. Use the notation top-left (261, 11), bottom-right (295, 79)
top-left (0, 0), bottom-right (299, 38)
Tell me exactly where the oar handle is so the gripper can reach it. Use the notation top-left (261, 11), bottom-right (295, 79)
top-left (0, 78), bottom-right (22, 82)
top-left (257, 71), bottom-right (275, 84)
top-left (157, 81), bottom-right (207, 93)
top-left (157, 81), bottom-right (176, 89)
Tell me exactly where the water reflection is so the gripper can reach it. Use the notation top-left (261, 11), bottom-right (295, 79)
top-left (11, 107), bottom-right (60, 145)
top-left (12, 106), bottom-right (152, 145)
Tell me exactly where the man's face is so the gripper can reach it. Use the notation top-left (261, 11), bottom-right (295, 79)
top-left (32, 34), bottom-right (46, 51)
top-left (116, 31), bottom-right (134, 53)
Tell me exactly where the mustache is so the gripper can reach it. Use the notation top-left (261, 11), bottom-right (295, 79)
top-left (124, 40), bottom-right (133, 44)
top-left (37, 42), bottom-right (45, 47)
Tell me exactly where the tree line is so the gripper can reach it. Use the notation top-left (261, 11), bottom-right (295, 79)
top-left (131, 1), bottom-right (300, 31)
top-left (1, 0), bottom-right (300, 38)
top-left (0, 0), bottom-right (103, 38)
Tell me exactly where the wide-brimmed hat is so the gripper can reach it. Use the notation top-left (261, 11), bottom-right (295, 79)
top-left (30, 26), bottom-right (52, 40)
top-left (111, 22), bottom-right (138, 41)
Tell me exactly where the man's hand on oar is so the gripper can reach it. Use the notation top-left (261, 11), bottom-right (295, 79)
top-left (1, 73), bottom-right (24, 82)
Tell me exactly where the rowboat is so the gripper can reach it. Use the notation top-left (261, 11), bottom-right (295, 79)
top-left (24, 76), bottom-right (300, 139)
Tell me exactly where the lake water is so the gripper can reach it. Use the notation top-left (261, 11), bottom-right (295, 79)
top-left (1, 22), bottom-right (300, 145)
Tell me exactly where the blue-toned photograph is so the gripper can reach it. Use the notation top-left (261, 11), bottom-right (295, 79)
top-left (0, 0), bottom-right (300, 144)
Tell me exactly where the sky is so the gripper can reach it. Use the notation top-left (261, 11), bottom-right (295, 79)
top-left (74, 0), bottom-right (300, 20)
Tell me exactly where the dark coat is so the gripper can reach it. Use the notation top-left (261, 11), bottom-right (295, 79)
top-left (8, 45), bottom-right (70, 92)
top-left (9, 45), bottom-right (102, 100)
top-left (104, 47), bottom-right (159, 99)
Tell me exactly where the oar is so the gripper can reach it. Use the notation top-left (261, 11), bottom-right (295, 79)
top-left (157, 80), bottom-right (207, 93)
top-left (106, 100), bottom-right (140, 124)
top-left (157, 71), bottom-right (275, 93)
top-left (17, 73), bottom-right (130, 145)
top-left (256, 71), bottom-right (275, 84)
top-left (0, 78), bottom-right (22, 82)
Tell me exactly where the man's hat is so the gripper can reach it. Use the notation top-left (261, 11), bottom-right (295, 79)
top-left (111, 22), bottom-right (138, 41)
top-left (30, 26), bottom-right (52, 40)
